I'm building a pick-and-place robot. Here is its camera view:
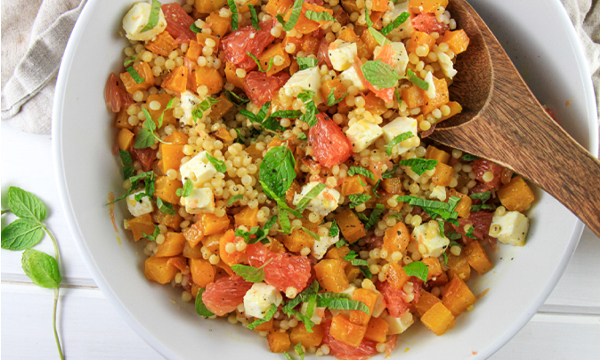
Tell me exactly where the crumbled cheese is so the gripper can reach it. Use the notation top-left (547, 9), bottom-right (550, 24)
top-left (338, 66), bottom-right (367, 91)
top-left (293, 182), bottom-right (340, 217)
top-left (424, 71), bottom-right (437, 99)
top-left (122, 3), bottom-right (167, 41)
top-left (436, 50), bottom-right (457, 79)
top-left (412, 223), bottom-right (450, 258)
top-left (384, 311), bottom-right (414, 334)
top-left (346, 120), bottom-right (383, 153)
top-left (311, 224), bottom-right (340, 260)
top-left (381, 116), bottom-right (418, 156)
top-left (491, 211), bottom-right (530, 246)
top-left (283, 66), bottom-right (323, 104)
top-left (181, 188), bottom-right (215, 214)
top-left (300, 303), bottom-right (326, 325)
top-left (430, 185), bottom-right (447, 201)
top-left (179, 91), bottom-right (203, 126)
top-left (328, 40), bottom-right (358, 71)
top-left (179, 151), bottom-right (217, 185)
top-left (374, 42), bottom-right (409, 77)
top-left (383, 2), bottom-right (413, 40)
top-left (126, 191), bottom-right (153, 217)
top-left (243, 283), bottom-right (283, 319)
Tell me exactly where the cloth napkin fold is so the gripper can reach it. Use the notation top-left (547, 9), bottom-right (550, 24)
top-left (1, 0), bottom-right (599, 135)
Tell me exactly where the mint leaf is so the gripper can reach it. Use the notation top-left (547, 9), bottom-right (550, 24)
top-left (407, 68), bottom-right (429, 91)
top-left (196, 288), bottom-right (215, 317)
top-left (134, 129), bottom-right (155, 149)
top-left (227, 0), bottom-right (239, 31)
top-left (230, 263), bottom-right (267, 283)
top-left (142, 224), bottom-right (160, 241)
top-left (1, 219), bottom-right (44, 250)
top-left (294, 183), bottom-right (327, 213)
top-left (465, 225), bottom-right (477, 239)
top-left (280, 0), bottom-right (304, 31)
top-left (248, 304), bottom-right (278, 330)
top-left (206, 153), bottom-right (227, 173)
top-left (381, 11), bottom-right (410, 36)
top-left (470, 191), bottom-right (491, 203)
top-left (259, 146), bottom-right (296, 198)
top-left (305, 10), bottom-right (336, 22)
top-left (248, 5), bottom-right (261, 30)
top-left (385, 131), bottom-right (414, 156)
top-left (398, 158), bottom-right (438, 175)
top-left (21, 249), bottom-right (61, 288)
top-left (329, 220), bottom-right (340, 237)
top-left (326, 88), bottom-right (348, 106)
top-left (126, 66), bottom-right (145, 84)
top-left (297, 57), bottom-right (318, 70)
top-left (365, 204), bottom-right (385, 230)
top-left (176, 178), bottom-right (194, 197)
top-left (347, 166), bottom-right (375, 180)
top-left (318, 297), bottom-right (369, 314)
top-left (361, 60), bottom-right (401, 89)
top-left (295, 342), bottom-right (305, 360)
top-left (140, 0), bottom-right (161, 32)
top-left (368, 27), bottom-right (388, 46)
top-left (462, 153), bottom-right (479, 162)
top-left (348, 194), bottom-right (371, 209)
top-left (7, 187), bottom-right (47, 222)
top-left (403, 261), bottom-right (428, 282)
top-left (235, 215), bottom-right (277, 244)
top-left (119, 149), bottom-right (133, 165)
top-left (190, 22), bottom-right (201, 33)
top-left (226, 90), bottom-right (250, 105)
top-left (297, 132), bottom-right (307, 141)
top-left (228, 194), bottom-right (244, 206)
top-left (156, 197), bottom-right (177, 216)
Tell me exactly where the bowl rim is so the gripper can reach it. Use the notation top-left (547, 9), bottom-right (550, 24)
top-left (52, 0), bottom-right (598, 359)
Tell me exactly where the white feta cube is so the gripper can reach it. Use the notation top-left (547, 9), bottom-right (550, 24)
top-left (339, 66), bottom-right (367, 91)
top-left (328, 40), bottom-right (358, 71)
top-left (384, 311), bottom-right (414, 335)
top-left (430, 185), bottom-right (446, 201)
top-left (423, 71), bottom-right (437, 99)
top-left (243, 283), bottom-right (283, 319)
top-left (283, 66), bottom-right (323, 104)
top-left (491, 211), bottom-right (530, 246)
top-left (346, 120), bottom-right (383, 153)
top-left (374, 42), bottom-right (409, 77)
top-left (179, 151), bottom-right (217, 185)
top-left (436, 50), bottom-right (457, 79)
top-left (293, 182), bottom-right (340, 217)
top-left (300, 303), bottom-right (326, 325)
top-left (179, 91), bottom-right (205, 126)
top-left (311, 223), bottom-right (340, 260)
top-left (181, 188), bottom-right (215, 214)
top-left (122, 3), bottom-right (167, 41)
top-left (384, 2), bottom-right (413, 40)
top-left (412, 223), bottom-right (449, 258)
top-left (126, 191), bottom-right (153, 217)
top-left (381, 116), bottom-right (418, 156)
top-left (371, 290), bottom-right (385, 318)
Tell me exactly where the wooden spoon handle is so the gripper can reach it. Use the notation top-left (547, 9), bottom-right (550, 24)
top-left (431, 105), bottom-right (600, 238)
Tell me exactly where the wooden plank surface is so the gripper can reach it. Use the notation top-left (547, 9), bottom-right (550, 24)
top-left (2, 122), bottom-right (599, 359)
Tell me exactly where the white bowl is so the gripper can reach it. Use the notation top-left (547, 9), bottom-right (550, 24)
top-left (53, 1), bottom-right (598, 359)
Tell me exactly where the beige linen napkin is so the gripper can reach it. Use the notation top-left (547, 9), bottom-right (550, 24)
top-left (1, 0), bottom-right (599, 135)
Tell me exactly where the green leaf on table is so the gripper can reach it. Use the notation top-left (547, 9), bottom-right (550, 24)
top-left (21, 249), bottom-right (61, 289)
top-left (1, 218), bottom-right (45, 250)
top-left (7, 186), bottom-right (47, 222)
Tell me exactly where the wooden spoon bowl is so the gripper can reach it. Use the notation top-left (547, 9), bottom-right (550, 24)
top-left (428, 0), bottom-right (600, 237)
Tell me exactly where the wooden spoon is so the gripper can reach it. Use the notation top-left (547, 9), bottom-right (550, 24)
top-left (427, 0), bottom-right (600, 237)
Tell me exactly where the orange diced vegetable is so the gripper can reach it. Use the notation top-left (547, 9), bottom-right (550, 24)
top-left (320, 79), bottom-right (347, 104)
top-left (155, 232), bottom-right (187, 257)
top-left (146, 94), bottom-right (176, 127)
top-left (402, 85), bottom-right (426, 109)
top-left (464, 240), bottom-right (493, 274)
top-left (202, 233), bottom-right (222, 255)
top-left (326, 246), bottom-right (351, 260)
top-left (385, 263), bottom-right (409, 290)
top-left (155, 176), bottom-right (182, 204)
top-left (153, 207), bottom-right (183, 231)
top-left (371, 0), bottom-right (388, 12)
top-left (439, 101), bottom-right (462, 122)
top-left (283, 227), bottom-right (315, 253)
top-left (145, 256), bottom-right (181, 284)
top-left (210, 95), bottom-right (234, 120)
top-left (425, 145), bottom-right (450, 164)
top-left (117, 128), bottom-right (134, 151)
top-left (330, 314), bottom-right (367, 347)
top-left (206, 11), bottom-right (231, 37)
top-left (314, 259), bottom-right (349, 293)
top-left (442, 276), bottom-right (476, 316)
top-left (341, 175), bottom-right (367, 196)
top-left (127, 213), bottom-right (156, 241)
top-left (422, 78), bottom-right (450, 115)
top-left (183, 221), bottom-right (205, 248)
top-left (360, 28), bottom-right (379, 57)
top-left (420, 302), bottom-right (455, 336)
top-left (234, 206), bottom-right (259, 228)
top-left (266, 0), bottom-right (293, 17)
top-left (364, 92), bottom-right (387, 115)
top-left (407, 31), bottom-right (436, 53)
top-left (364, 317), bottom-right (389, 343)
top-left (190, 258), bottom-right (216, 287)
top-left (290, 324), bottom-right (324, 347)
top-left (349, 288), bottom-right (380, 325)
top-left (335, 209), bottom-right (366, 243)
top-left (145, 31), bottom-right (178, 56)
top-left (497, 176), bottom-right (535, 212)
top-left (219, 230), bottom-right (243, 266)
top-left (253, 318), bottom-right (274, 332)
top-left (446, 189), bottom-right (472, 219)
top-left (431, 162), bottom-right (454, 186)
top-left (197, 33), bottom-right (221, 51)
top-left (114, 109), bottom-right (132, 129)
top-left (414, 290), bottom-right (441, 317)
top-left (186, 40), bottom-right (202, 61)
top-left (380, 178), bottom-right (403, 194)
top-left (338, 27), bottom-right (360, 42)
top-left (258, 43), bottom-right (291, 76)
top-left (194, 0), bottom-right (227, 13)
top-left (195, 66), bottom-right (223, 94)
top-left (440, 29), bottom-right (470, 55)
top-left (159, 132), bottom-right (189, 173)
top-left (225, 63), bottom-right (245, 90)
top-left (182, 241), bottom-right (203, 258)
top-left (120, 62), bottom-right (155, 94)
top-left (267, 330), bottom-right (291, 353)
top-left (162, 66), bottom-right (188, 93)
top-left (422, 257), bottom-right (443, 281)
top-left (409, 0), bottom-right (448, 13)
top-left (383, 222), bottom-right (410, 255)
top-left (447, 250), bottom-right (471, 282)
top-left (200, 213), bottom-right (230, 235)
top-left (346, 265), bottom-right (362, 283)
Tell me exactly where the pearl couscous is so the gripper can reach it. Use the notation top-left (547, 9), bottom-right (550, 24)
top-left (106, 0), bottom-right (536, 358)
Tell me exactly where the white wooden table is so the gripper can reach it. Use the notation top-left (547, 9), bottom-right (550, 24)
top-left (2, 124), bottom-right (600, 359)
